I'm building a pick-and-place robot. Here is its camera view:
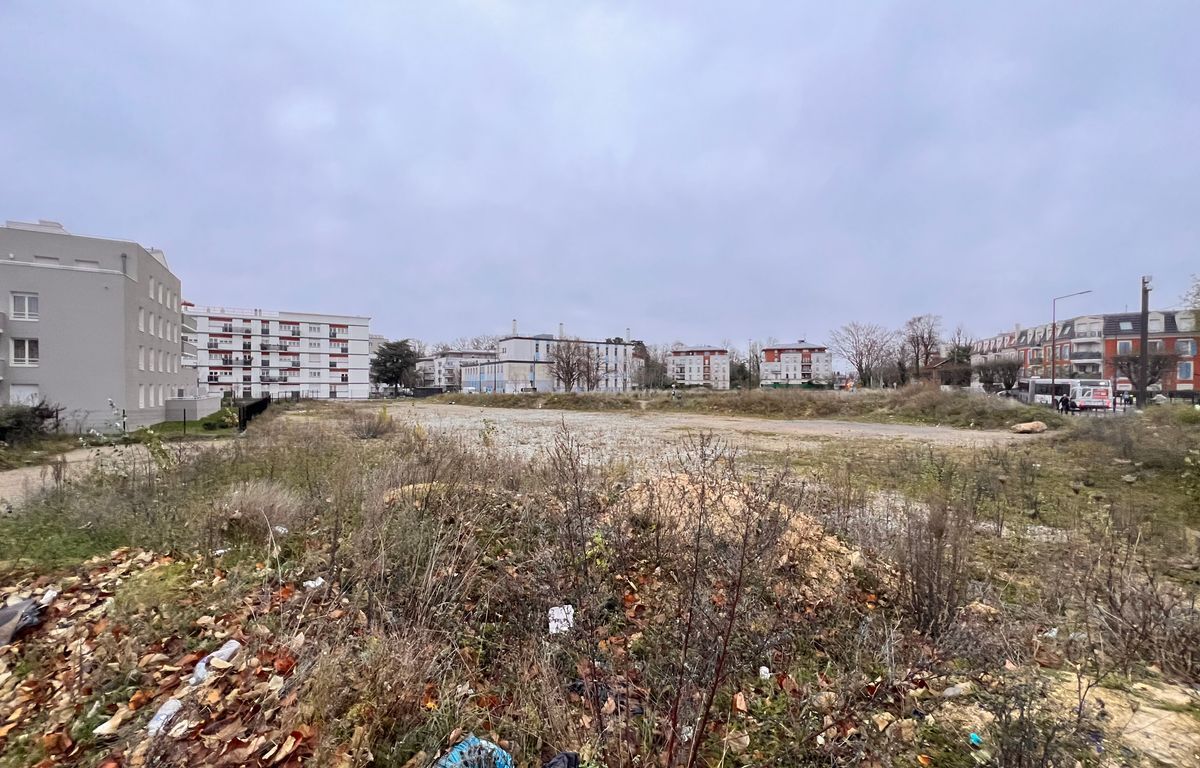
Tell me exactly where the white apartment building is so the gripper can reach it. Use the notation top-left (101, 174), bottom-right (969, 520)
top-left (668, 346), bottom-right (730, 389)
top-left (760, 341), bottom-right (833, 387)
top-left (183, 304), bottom-right (371, 400)
top-left (417, 349), bottom-right (497, 389)
top-left (460, 326), bottom-right (641, 393)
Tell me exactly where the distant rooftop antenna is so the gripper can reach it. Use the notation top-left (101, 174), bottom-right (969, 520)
top-left (512, 318), bottom-right (517, 335)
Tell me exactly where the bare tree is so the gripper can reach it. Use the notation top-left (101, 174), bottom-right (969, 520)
top-left (903, 314), bottom-right (943, 378)
top-left (635, 343), bottom-right (671, 389)
top-left (830, 322), bottom-right (896, 386)
top-left (579, 346), bottom-right (610, 391)
top-left (1113, 351), bottom-right (1180, 389)
top-left (938, 325), bottom-right (974, 386)
top-left (995, 358), bottom-right (1022, 391)
top-left (1184, 275), bottom-right (1200, 309)
top-left (548, 338), bottom-right (587, 391)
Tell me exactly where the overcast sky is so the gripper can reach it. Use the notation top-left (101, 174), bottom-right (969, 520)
top-left (2, 2), bottom-right (1196, 349)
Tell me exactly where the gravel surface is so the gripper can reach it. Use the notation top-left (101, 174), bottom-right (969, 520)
top-left (386, 401), bottom-right (1029, 462)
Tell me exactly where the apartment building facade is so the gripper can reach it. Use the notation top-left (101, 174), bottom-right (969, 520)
top-left (183, 305), bottom-right (371, 400)
top-left (460, 329), bottom-right (641, 393)
top-left (668, 346), bottom-right (730, 389)
top-left (416, 349), bottom-right (497, 389)
top-left (0, 220), bottom-right (191, 430)
top-left (974, 310), bottom-right (1198, 392)
top-left (759, 341), bottom-right (834, 387)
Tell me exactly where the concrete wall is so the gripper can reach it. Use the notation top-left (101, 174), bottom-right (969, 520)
top-left (164, 394), bottom-right (223, 422)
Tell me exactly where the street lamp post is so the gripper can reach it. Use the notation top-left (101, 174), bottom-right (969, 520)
top-left (1051, 289), bottom-right (1092, 409)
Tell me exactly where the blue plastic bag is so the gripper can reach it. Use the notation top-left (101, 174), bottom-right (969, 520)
top-left (434, 735), bottom-right (514, 768)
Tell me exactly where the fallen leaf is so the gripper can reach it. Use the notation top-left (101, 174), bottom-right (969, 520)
top-left (732, 691), bottom-right (748, 713)
top-left (93, 707), bottom-right (129, 737)
top-left (128, 689), bottom-right (153, 711)
top-left (724, 729), bottom-right (750, 754)
top-left (918, 755), bottom-right (933, 766)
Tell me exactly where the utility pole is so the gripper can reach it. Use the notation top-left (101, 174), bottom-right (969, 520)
top-left (1051, 289), bottom-right (1092, 408)
top-left (1137, 275), bottom-right (1152, 408)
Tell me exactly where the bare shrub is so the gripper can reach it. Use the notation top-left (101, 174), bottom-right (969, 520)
top-left (349, 407), bottom-right (396, 439)
top-left (214, 479), bottom-right (308, 544)
top-left (897, 496), bottom-right (973, 638)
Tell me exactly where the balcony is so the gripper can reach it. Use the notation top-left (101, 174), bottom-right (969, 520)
top-left (220, 324), bottom-right (253, 334)
top-left (260, 342), bottom-right (286, 351)
top-left (260, 375), bottom-right (289, 383)
top-left (1070, 350), bottom-right (1102, 360)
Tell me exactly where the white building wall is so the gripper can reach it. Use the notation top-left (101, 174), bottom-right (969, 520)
top-left (669, 349), bottom-right (730, 389)
top-left (760, 347), bottom-right (833, 386)
top-left (184, 306), bottom-right (371, 400)
top-left (463, 335), bottom-right (641, 393)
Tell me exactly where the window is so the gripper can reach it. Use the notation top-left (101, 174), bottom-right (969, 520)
top-left (158, 317), bottom-right (164, 339)
top-left (308, 324), bottom-right (321, 333)
top-left (159, 385), bottom-right (165, 407)
top-left (1180, 362), bottom-right (1194, 381)
top-left (159, 350), bottom-right (165, 372)
top-left (309, 370), bottom-right (321, 378)
top-left (11, 338), bottom-right (39, 366)
top-left (11, 292), bottom-right (38, 320)
top-left (138, 308), bottom-right (145, 332)
top-left (158, 284), bottom-right (164, 304)
top-left (138, 384), bottom-right (145, 409)
top-left (1148, 315), bottom-right (1164, 333)
top-left (1176, 339), bottom-right (1196, 357)
top-left (308, 340), bottom-right (320, 348)
top-left (1149, 340), bottom-right (1165, 353)
top-left (1178, 313), bottom-right (1197, 333)
top-left (149, 277), bottom-right (155, 298)
top-left (1117, 340), bottom-right (1133, 355)
top-left (149, 350), bottom-right (155, 372)
top-left (139, 346), bottom-right (145, 371)
top-left (1119, 321), bottom-right (1133, 331)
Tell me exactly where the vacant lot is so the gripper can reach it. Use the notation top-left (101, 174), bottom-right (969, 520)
top-left (385, 400), bottom-right (1033, 462)
top-left (0, 403), bottom-right (1197, 767)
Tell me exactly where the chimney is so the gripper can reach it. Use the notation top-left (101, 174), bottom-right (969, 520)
top-left (558, 322), bottom-right (565, 339)
top-left (626, 327), bottom-right (631, 341)
top-left (512, 318), bottom-right (517, 335)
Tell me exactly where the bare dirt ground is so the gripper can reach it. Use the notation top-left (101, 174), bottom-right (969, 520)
top-left (384, 401), bottom-right (1031, 462)
top-left (0, 442), bottom-right (222, 509)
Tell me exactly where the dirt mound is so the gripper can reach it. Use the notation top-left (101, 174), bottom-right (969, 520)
top-left (620, 475), bottom-right (854, 605)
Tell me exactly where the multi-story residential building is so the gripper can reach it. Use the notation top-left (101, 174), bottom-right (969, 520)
top-left (1103, 310), bottom-right (1197, 393)
top-left (668, 346), bottom-right (730, 389)
top-left (183, 304), bottom-right (371, 400)
top-left (974, 309), bottom-right (1198, 393)
top-left (460, 325), bottom-right (641, 393)
top-left (0, 220), bottom-right (192, 430)
top-left (418, 349), bottom-right (497, 389)
top-left (759, 341), bottom-right (833, 387)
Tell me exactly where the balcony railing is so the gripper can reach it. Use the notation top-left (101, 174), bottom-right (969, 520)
top-left (260, 342), bottom-right (286, 351)
top-left (220, 324), bottom-right (254, 334)
top-left (260, 375), bottom-right (289, 383)
top-left (1070, 350), bottom-right (1102, 360)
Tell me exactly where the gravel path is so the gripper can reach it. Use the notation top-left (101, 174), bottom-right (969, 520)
top-left (386, 401), bottom-right (1029, 461)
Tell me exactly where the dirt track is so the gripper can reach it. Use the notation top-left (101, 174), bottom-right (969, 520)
top-left (386, 401), bottom-right (1031, 461)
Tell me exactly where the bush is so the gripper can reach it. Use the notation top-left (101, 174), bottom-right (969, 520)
top-left (200, 407), bottom-right (237, 431)
top-left (349, 408), bottom-right (395, 439)
top-left (0, 401), bottom-right (59, 444)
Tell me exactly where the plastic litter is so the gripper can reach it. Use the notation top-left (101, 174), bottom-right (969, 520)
top-left (0, 598), bottom-right (43, 645)
top-left (969, 732), bottom-right (983, 748)
top-left (543, 753), bottom-right (580, 768)
top-left (434, 734), bottom-right (514, 768)
top-left (39, 588), bottom-right (59, 607)
top-left (302, 576), bottom-right (326, 589)
top-left (548, 604), bottom-right (574, 634)
top-left (758, 665), bottom-right (771, 680)
top-left (147, 698), bottom-right (182, 736)
top-left (190, 639), bottom-right (242, 684)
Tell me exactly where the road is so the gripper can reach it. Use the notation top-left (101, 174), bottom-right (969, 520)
top-left (385, 401), bottom-right (1030, 461)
